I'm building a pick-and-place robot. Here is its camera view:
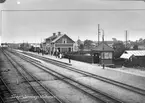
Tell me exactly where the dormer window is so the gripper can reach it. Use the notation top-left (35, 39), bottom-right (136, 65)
top-left (62, 38), bottom-right (67, 44)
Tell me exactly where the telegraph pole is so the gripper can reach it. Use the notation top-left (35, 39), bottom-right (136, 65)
top-left (50, 37), bottom-right (52, 55)
top-left (22, 40), bottom-right (24, 52)
top-left (102, 30), bottom-right (105, 69)
top-left (98, 24), bottom-right (100, 46)
top-left (125, 30), bottom-right (128, 49)
top-left (41, 38), bottom-right (43, 54)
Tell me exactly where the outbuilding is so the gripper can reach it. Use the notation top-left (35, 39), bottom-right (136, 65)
top-left (120, 50), bottom-right (145, 67)
top-left (91, 42), bottom-right (114, 65)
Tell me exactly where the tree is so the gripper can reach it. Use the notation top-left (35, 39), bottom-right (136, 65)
top-left (29, 46), bottom-right (35, 52)
top-left (76, 39), bottom-right (84, 51)
top-left (112, 38), bottom-right (117, 41)
top-left (133, 44), bottom-right (138, 50)
top-left (139, 38), bottom-right (143, 43)
top-left (113, 42), bottom-right (126, 59)
top-left (77, 39), bottom-right (82, 46)
top-left (20, 43), bottom-right (30, 51)
top-left (79, 44), bottom-right (84, 51)
top-left (84, 39), bottom-right (93, 49)
top-left (0, 0), bottom-right (6, 3)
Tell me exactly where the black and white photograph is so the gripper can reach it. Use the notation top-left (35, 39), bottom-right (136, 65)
top-left (0, 0), bottom-right (145, 103)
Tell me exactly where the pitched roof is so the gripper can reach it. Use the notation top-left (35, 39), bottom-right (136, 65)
top-left (45, 35), bottom-right (57, 41)
top-left (52, 34), bottom-right (75, 43)
top-left (120, 50), bottom-right (145, 59)
top-left (52, 34), bottom-right (65, 43)
top-left (92, 42), bottom-right (114, 51)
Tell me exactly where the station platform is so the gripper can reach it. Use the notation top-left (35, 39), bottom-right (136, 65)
top-left (16, 50), bottom-right (145, 90)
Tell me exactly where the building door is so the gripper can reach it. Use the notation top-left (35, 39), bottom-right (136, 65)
top-left (69, 48), bottom-right (71, 52)
top-left (93, 53), bottom-right (100, 63)
top-left (58, 48), bottom-right (60, 52)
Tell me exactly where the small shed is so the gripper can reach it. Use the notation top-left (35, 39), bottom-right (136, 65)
top-left (120, 50), bottom-right (145, 67)
top-left (91, 42), bottom-right (114, 65)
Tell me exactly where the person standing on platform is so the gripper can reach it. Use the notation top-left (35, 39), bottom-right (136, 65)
top-left (42, 50), bottom-right (43, 55)
top-left (59, 53), bottom-right (62, 59)
top-left (68, 55), bottom-right (71, 63)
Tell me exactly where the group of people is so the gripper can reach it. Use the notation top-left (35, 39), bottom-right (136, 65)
top-left (54, 51), bottom-right (71, 63)
top-left (38, 50), bottom-right (71, 63)
top-left (55, 52), bottom-right (63, 59)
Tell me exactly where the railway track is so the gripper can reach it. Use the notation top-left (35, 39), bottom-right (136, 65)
top-left (6, 50), bottom-right (125, 103)
top-left (19, 51), bottom-right (145, 96)
top-left (2, 50), bottom-right (65, 103)
top-left (0, 76), bottom-right (21, 103)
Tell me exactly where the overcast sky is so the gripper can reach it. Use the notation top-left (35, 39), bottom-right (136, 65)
top-left (0, 0), bottom-right (145, 43)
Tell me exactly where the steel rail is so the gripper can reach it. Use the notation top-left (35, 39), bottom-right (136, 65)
top-left (3, 50), bottom-right (66, 103)
top-left (19, 51), bottom-right (145, 96)
top-left (2, 50), bottom-right (48, 103)
top-left (0, 70), bottom-right (21, 103)
top-left (0, 77), bottom-right (15, 103)
top-left (45, 59), bottom-right (145, 96)
top-left (10, 50), bottom-right (125, 103)
top-left (0, 95), bottom-right (5, 103)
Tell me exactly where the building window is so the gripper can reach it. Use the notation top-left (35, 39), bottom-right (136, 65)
top-left (62, 38), bottom-right (67, 44)
top-left (101, 52), bottom-right (112, 59)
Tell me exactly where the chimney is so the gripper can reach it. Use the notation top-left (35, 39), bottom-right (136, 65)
top-left (58, 32), bottom-right (61, 36)
top-left (53, 33), bottom-right (56, 36)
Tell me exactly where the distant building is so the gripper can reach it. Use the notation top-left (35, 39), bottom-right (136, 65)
top-left (138, 45), bottom-right (145, 50)
top-left (104, 41), bottom-right (119, 47)
top-left (1, 43), bottom-right (8, 47)
top-left (30, 43), bottom-right (40, 48)
top-left (43, 32), bottom-right (75, 54)
top-left (127, 44), bottom-right (145, 50)
top-left (19, 43), bottom-right (31, 51)
top-left (8, 43), bottom-right (20, 49)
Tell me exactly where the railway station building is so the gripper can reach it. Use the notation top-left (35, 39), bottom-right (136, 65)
top-left (43, 32), bottom-right (75, 55)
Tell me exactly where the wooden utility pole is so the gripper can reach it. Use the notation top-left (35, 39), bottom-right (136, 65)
top-left (125, 30), bottom-right (128, 48)
top-left (98, 24), bottom-right (100, 46)
top-left (102, 30), bottom-right (105, 69)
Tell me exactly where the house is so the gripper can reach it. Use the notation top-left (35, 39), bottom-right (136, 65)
top-left (43, 32), bottom-right (75, 54)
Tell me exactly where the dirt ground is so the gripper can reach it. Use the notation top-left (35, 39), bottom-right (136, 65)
top-left (113, 66), bottom-right (145, 77)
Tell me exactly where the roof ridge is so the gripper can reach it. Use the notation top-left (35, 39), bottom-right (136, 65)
top-left (52, 34), bottom-right (65, 43)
